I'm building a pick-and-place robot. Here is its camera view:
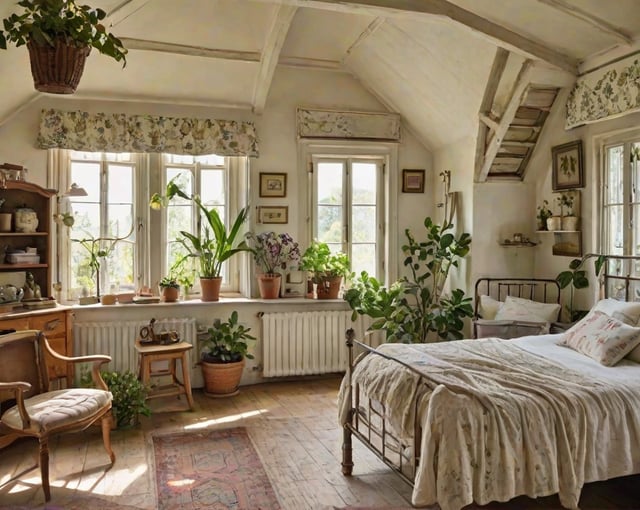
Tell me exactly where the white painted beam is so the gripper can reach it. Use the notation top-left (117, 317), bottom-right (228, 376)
top-left (345, 17), bottom-right (385, 57)
top-left (536, 0), bottom-right (633, 45)
top-left (252, 5), bottom-right (298, 114)
top-left (107, 0), bottom-right (153, 27)
top-left (119, 37), bottom-right (261, 63)
top-left (478, 59), bottom-right (534, 182)
top-left (278, 56), bottom-right (346, 72)
top-left (63, 92), bottom-right (254, 111)
top-left (255, 0), bottom-right (578, 73)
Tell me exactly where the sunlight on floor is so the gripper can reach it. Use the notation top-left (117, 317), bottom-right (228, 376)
top-left (185, 409), bottom-right (267, 430)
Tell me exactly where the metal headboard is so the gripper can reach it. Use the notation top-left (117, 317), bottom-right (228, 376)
top-left (474, 277), bottom-right (561, 319)
top-left (595, 254), bottom-right (640, 301)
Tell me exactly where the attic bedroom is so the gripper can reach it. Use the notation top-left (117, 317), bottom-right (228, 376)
top-left (1, 0), bottom-right (640, 509)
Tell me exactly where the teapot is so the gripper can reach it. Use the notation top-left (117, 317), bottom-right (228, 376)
top-left (0, 285), bottom-right (24, 303)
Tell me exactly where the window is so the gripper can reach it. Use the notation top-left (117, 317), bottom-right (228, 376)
top-left (162, 154), bottom-right (230, 289)
top-left (66, 151), bottom-right (137, 298)
top-left (602, 137), bottom-right (640, 255)
top-left (311, 156), bottom-right (384, 279)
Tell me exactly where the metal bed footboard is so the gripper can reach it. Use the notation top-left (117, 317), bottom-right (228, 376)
top-left (342, 328), bottom-right (430, 488)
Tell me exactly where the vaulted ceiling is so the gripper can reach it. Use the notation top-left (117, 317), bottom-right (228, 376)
top-left (0, 0), bottom-right (639, 166)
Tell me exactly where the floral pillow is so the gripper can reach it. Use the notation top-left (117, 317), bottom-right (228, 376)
top-left (494, 295), bottom-right (561, 323)
top-left (559, 310), bottom-right (640, 366)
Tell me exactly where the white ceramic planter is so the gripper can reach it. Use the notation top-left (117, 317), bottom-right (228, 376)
top-left (546, 216), bottom-right (562, 231)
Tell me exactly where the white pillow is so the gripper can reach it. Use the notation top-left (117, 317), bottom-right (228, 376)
top-left (478, 295), bottom-right (503, 320)
top-left (627, 344), bottom-right (640, 363)
top-left (559, 310), bottom-right (640, 366)
top-left (593, 298), bottom-right (640, 326)
top-left (494, 296), bottom-right (561, 323)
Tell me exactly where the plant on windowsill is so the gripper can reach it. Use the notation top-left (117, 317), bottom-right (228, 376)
top-left (158, 276), bottom-right (180, 303)
top-left (0, 0), bottom-right (127, 94)
top-left (345, 216), bottom-right (473, 342)
top-left (200, 311), bottom-right (256, 397)
top-left (299, 240), bottom-right (350, 299)
top-left (149, 177), bottom-right (250, 302)
top-left (245, 231), bottom-right (301, 299)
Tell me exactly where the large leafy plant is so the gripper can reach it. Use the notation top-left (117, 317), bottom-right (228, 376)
top-left (150, 178), bottom-right (250, 278)
top-left (0, 0), bottom-right (127, 64)
top-left (557, 254), bottom-right (606, 322)
top-left (201, 311), bottom-right (256, 363)
top-left (345, 217), bottom-right (473, 342)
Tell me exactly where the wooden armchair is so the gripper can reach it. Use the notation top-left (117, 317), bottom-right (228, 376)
top-left (0, 330), bottom-right (115, 502)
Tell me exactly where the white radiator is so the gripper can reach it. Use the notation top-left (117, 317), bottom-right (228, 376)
top-left (261, 311), bottom-right (375, 377)
top-left (73, 318), bottom-right (198, 375)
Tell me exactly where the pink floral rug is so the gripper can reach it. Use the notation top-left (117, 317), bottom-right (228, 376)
top-left (152, 427), bottom-right (281, 510)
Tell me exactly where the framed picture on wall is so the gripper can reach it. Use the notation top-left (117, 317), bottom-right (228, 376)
top-left (552, 140), bottom-right (583, 190)
top-left (402, 169), bottom-right (425, 193)
top-left (259, 173), bottom-right (287, 197)
top-left (258, 206), bottom-right (288, 224)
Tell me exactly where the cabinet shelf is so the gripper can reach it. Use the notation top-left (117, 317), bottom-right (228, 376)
top-left (0, 232), bottom-right (48, 237)
top-left (536, 230), bottom-right (580, 234)
top-left (498, 241), bottom-right (538, 247)
top-left (0, 263), bottom-right (48, 270)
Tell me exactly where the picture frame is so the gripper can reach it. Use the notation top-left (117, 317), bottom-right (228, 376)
top-left (258, 206), bottom-right (288, 224)
top-left (402, 169), bottom-right (425, 193)
top-left (552, 140), bottom-right (583, 191)
top-left (259, 172), bottom-right (287, 198)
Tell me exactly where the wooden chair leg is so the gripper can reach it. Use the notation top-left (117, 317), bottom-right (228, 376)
top-left (39, 437), bottom-right (51, 501)
top-left (102, 413), bottom-right (116, 464)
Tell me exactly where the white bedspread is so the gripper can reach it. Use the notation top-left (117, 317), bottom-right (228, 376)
top-left (338, 335), bottom-right (640, 510)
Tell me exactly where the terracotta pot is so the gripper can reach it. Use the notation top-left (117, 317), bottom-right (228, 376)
top-left (201, 358), bottom-right (245, 397)
top-left (161, 286), bottom-right (179, 303)
top-left (200, 276), bottom-right (222, 302)
top-left (316, 276), bottom-right (342, 299)
top-left (257, 273), bottom-right (281, 299)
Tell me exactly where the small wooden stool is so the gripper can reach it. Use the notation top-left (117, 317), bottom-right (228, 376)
top-left (135, 340), bottom-right (195, 411)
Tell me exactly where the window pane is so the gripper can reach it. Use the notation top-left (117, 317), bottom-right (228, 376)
top-left (70, 162), bottom-right (100, 203)
top-left (201, 169), bottom-right (225, 206)
top-left (352, 205), bottom-right (376, 242)
top-left (605, 205), bottom-right (624, 254)
top-left (606, 145), bottom-right (624, 205)
top-left (167, 169), bottom-right (193, 270)
top-left (352, 162), bottom-right (377, 204)
top-left (196, 154), bottom-right (224, 165)
top-left (107, 165), bottom-right (133, 203)
top-left (352, 243), bottom-right (376, 277)
top-left (106, 241), bottom-right (135, 291)
top-left (108, 204), bottom-right (133, 238)
top-left (317, 162), bottom-right (343, 204)
top-left (70, 203), bottom-right (100, 238)
top-left (317, 205), bottom-right (342, 243)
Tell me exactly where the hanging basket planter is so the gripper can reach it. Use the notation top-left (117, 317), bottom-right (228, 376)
top-left (27, 39), bottom-right (91, 94)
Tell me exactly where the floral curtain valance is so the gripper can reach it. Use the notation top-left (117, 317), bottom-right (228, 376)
top-left (296, 107), bottom-right (401, 141)
top-left (566, 56), bottom-right (640, 130)
top-left (37, 109), bottom-right (259, 157)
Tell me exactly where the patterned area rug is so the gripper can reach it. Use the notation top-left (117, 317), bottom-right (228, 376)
top-left (153, 427), bottom-right (281, 510)
top-left (0, 495), bottom-right (141, 510)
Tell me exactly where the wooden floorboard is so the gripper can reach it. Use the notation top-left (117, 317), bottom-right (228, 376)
top-left (0, 376), bottom-right (639, 509)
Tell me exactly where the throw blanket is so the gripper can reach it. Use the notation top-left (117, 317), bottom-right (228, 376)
top-left (338, 338), bottom-right (640, 510)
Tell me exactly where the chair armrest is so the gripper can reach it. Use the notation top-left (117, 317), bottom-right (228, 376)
top-left (41, 333), bottom-right (112, 391)
top-left (0, 381), bottom-right (32, 429)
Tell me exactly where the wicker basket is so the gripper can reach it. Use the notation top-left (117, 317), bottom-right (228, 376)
top-left (27, 38), bottom-right (91, 94)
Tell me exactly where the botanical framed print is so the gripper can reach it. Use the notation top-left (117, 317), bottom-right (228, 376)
top-left (552, 140), bottom-right (583, 191)
top-left (258, 206), bottom-right (288, 224)
top-left (402, 169), bottom-right (425, 193)
top-left (259, 172), bottom-right (287, 197)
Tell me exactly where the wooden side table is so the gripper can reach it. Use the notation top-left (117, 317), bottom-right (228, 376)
top-left (134, 340), bottom-right (195, 411)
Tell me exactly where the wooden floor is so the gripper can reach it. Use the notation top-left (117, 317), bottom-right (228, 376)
top-left (0, 376), bottom-right (639, 509)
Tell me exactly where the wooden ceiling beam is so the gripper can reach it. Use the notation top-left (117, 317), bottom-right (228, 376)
top-left (536, 0), bottom-right (633, 45)
top-left (478, 59), bottom-right (535, 182)
top-left (119, 38), bottom-right (262, 62)
top-left (253, 5), bottom-right (298, 114)
top-left (256, 0), bottom-right (578, 73)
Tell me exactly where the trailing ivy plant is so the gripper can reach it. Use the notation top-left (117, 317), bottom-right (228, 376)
top-left (345, 217), bottom-right (473, 342)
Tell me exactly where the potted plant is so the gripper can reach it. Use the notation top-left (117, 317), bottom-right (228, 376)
top-left (557, 193), bottom-right (579, 231)
top-left (159, 276), bottom-right (180, 303)
top-left (345, 217), bottom-right (473, 342)
top-left (200, 311), bottom-right (255, 397)
top-left (245, 231), bottom-right (301, 299)
top-left (556, 254), bottom-right (607, 323)
top-left (300, 240), bottom-right (350, 299)
top-left (81, 368), bottom-right (151, 429)
top-left (150, 178), bottom-right (250, 302)
top-left (0, 0), bottom-right (127, 94)
top-left (536, 199), bottom-right (553, 231)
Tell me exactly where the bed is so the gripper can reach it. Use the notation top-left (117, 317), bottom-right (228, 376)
top-left (338, 256), bottom-right (640, 510)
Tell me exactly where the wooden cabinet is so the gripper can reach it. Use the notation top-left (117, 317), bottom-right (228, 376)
top-left (0, 180), bottom-right (56, 297)
top-left (0, 308), bottom-right (73, 387)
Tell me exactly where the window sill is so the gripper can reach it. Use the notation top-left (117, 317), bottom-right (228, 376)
top-left (70, 296), bottom-right (347, 309)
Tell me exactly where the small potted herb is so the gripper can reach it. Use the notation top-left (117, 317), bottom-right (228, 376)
top-left (536, 200), bottom-right (553, 231)
top-left (159, 276), bottom-right (180, 303)
top-left (300, 240), bottom-right (350, 299)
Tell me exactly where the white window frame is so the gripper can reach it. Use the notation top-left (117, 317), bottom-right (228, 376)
top-left (599, 128), bottom-right (640, 256)
top-left (298, 139), bottom-right (398, 284)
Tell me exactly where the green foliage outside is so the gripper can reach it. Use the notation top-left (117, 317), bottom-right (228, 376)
top-left (345, 217), bottom-right (473, 343)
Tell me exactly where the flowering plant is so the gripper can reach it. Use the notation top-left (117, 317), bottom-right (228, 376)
top-left (245, 231), bottom-right (301, 275)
